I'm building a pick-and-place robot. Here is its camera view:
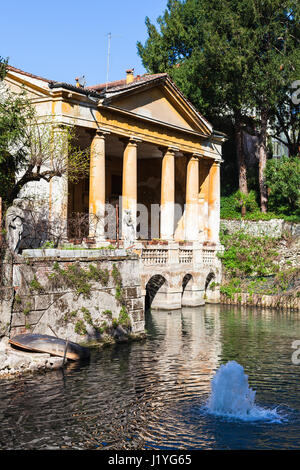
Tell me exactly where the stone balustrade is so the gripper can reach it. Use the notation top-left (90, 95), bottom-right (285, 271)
top-left (140, 243), bottom-right (219, 266)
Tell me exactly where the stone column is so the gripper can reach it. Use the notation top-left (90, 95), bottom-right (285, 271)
top-left (121, 137), bottom-right (140, 246)
top-left (89, 130), bottom-right (108, 243)
top-left (207, 160), bottom-right (221, 243)
top-left (199, 159), bottom-right (211, 241)
top-left (160, 146), bottom-right (177, 240)
top-left (185, 155), bottom-right (199, 241)
top-left (49, 125), bottom-right (69, 242)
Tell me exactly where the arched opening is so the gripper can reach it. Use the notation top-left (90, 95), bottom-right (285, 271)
top-left (145, 275), bottom-right (167, 312)
top-left (205, 272), bottom-right (216, 292)
top-left (181, 273), bottom-right (195, 307)
top-left (182, 274), bottom-right (193, 296)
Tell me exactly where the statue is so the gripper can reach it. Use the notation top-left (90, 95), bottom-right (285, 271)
top-left (5, 199), bottom-right (25, 254)
top-left (123, 209), bottom-right (135, 248)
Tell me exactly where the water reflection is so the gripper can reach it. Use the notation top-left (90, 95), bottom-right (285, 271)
top-left (0, 305), bottom-right (300, 449)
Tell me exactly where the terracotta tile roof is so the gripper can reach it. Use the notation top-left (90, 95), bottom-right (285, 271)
top-left (6, 65), bottom-right (54, 83)
top-left (87, 78), bottom-right (126, 92)
top-left (87, 73), bottom-right (168, 94)
top-left (6, 65), bottom-right (168, 98)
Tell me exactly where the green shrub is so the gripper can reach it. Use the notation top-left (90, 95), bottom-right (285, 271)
top-left (118, 306), bottom-right (131, 328)
top-left (75, 320), bottom-right (87, 336)
top-left (29, 275), bottom-right (44, 293)
top-left (102, 309), bottom-right (113, 318)
top-left (265, 156), bottom-right (300, 216)
top-left (42, 241), bottom-right (55, 248)
top-left (234, 189), bottom-right (259, 213)
top-left (219, 230), bottom-right (279, 277)
top-left (220, 193), bottom-right (241, 219)
top-left (111, 264), bottom-right (122, 286)
top-left (218, 230), bottom-right (300, 299)
top-left (87, 265), bottom-right (110, 285)
top-left (221, 190), bottom-right (259, 219)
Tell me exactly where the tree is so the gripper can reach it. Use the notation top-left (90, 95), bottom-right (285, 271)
top-left (244, 3), bottom-right (300, 211)
top-left (0, 59), bottom-right (89, 209)
top-left (137, 0), bottom-right (300, 212)
top-left (0, 56), bottom-right (7, 81)
top-left (265, 156), bottom-right (300, 215)
top-left (138, 0), bottom-right (252, 197)
top-left (269, 85), bottom-right (300, 158)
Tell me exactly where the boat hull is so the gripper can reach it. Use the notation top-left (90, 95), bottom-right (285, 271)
top-left (9, 334), bottom-right (90, 361)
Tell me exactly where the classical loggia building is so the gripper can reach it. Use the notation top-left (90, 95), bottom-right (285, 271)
top-left (4, 66), bottom-right (226, 310)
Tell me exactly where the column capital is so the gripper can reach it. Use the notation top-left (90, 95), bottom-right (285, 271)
top-left (188, 153), bottom-right (202, 162)
top-left (94, 128), bottom-right (110, 138)
top-left (119, 135), bottom-right (142, 147)
top-left (159, 145), bottom-right (180, 155)
top-left (212, 159), bottom-right (222, 167)
top-left (192, 152), bottom-right (204, 159)
top-left (181, 151), bottom-right (202, 159)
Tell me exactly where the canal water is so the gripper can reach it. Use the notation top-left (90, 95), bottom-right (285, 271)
top-left (0, 304), bottom-right (300, 450)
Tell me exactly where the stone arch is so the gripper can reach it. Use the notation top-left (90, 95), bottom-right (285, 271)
top-left (181, 273), bottom-right (193, 307)
top-left (205, 271), bottom-right (216, 292)
top-left (181, 272), bottom-right (204, 307)
top-left (204, 270), bottom-right (219, 303)
top-left (145, 274), bottom-right (168, 311)
top-left (182, 273), bottom-right (193, 295)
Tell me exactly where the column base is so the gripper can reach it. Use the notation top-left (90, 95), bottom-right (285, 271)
top-left (151, 289), bottom-right (182, 310)
top-left (205, 289), bottom-right (220, 304)
top-left (182, 288), bottom-right (205, 307)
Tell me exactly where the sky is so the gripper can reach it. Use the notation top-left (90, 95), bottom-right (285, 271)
top-left (1, 0), bottom-right (168, 87)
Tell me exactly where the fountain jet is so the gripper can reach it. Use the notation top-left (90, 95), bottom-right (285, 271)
top-left (206, 361), bottom-right (282, 422)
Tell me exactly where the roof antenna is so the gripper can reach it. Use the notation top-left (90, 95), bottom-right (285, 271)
top-left (106, 32), bottom-right (111, 91)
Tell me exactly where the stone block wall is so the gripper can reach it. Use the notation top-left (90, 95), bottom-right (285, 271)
top-left (1, 250), bottom-right (145, 344)
top-left (220, 219), bottom-right (300, 238)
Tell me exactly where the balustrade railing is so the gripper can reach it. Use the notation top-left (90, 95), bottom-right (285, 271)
top-left (202, 248), bottom-right (216, 266)
top-left (179, 248), bottom-right (193, 264)
top-left (141, 247), bottom-right (168, 265)
top-left (141, 244), bottom-right (218, 266)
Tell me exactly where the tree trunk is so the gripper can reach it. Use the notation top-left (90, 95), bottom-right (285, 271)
top-left (234, 111), bottom-right (248, 196)
top-left (258, 108), bottom-right (269, 213)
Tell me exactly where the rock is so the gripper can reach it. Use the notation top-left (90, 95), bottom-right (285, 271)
top-left (45, 357), bottom-right (64, 369)
top-left (0, 352), bottom-right (8, 370)
top-left (113, 325), bottom-right (129, 342)
top-left (6, 355), bottom-right (27, 370)
top-left (0, 345), bottom-right (64, 377)
top-left (0, 337), bottom-right (9, 352)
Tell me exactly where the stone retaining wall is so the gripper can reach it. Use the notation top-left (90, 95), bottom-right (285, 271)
top-left (0, 250), bottom-right (145, 344)
top-left (219, 218), bottom-right (300, 310)
top-left (220, 292), bottom-right (300, 310)
top-left (221, 219), bottom-right (300, 238)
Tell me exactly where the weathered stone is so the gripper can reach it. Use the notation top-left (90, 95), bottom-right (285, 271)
top-left (0, 287), bottom-right (14, 338)
top-left (0, 337), bottom-right (9, 351)
top-left (33, 294), bottom-right (52, 310)
top-left (221, 218), bottom-right (300, 239)
top-left (0, 352), bottom-right (8, 369)
top-left (123, 287), bottom-right (139, 299)
top-left (11, 310), bottom-right (44, 328)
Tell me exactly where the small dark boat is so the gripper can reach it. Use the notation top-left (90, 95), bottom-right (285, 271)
top-left (9, 334), bottom-right (90, 361)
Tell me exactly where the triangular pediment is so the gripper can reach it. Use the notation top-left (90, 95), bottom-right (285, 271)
top-left (4, 69), bottom-right (51, 99)
top-left (105, 78), bottom-right (212, 136)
